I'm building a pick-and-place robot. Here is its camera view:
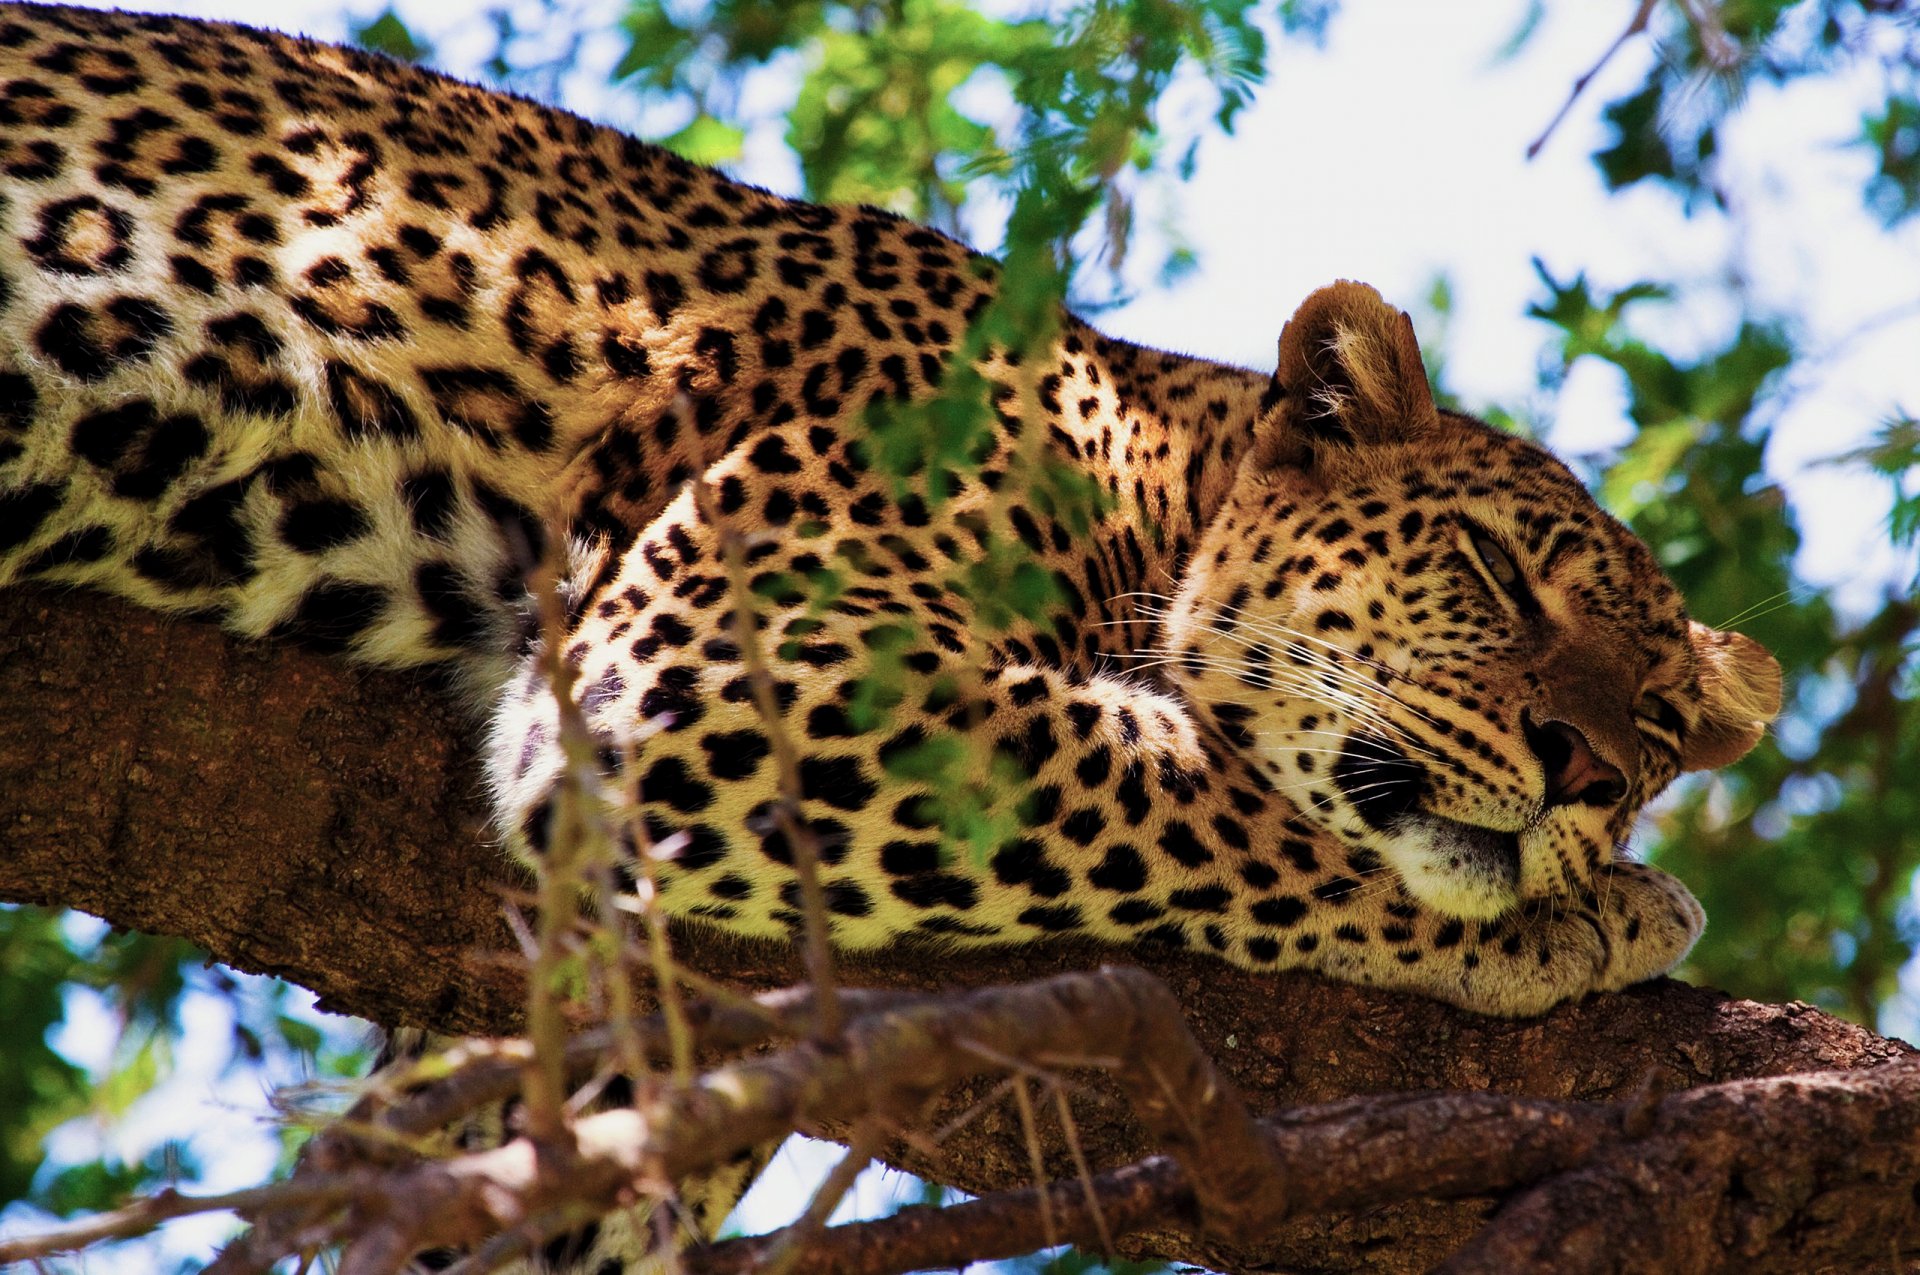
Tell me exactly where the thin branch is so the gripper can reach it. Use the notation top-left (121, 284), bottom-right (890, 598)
top-left (14, 963), bottom-right (1920, 1275)
top-left (1011, 1075), bottom-right (1060, 1252)
top-left (686, 1157), bottom-right (1185, 1275)
top-left (524, 545), bottom-right (601, 1140)
top-left (615, 729), bottom-right (695, 1082)
top-left (220, 970), bottom-right (1295, 1267)
top-left (759, 1120), bottom-right (890, 1275)
top-left (307, 987), bottom-right (925, 1168)
top-left (691, 471), bottom-right (843, 1044)
top-left (689, 1062), bottom-right (1920, 1275)
top-left (684, 1090), bottom-right (1619, 1275)
top-left (0, 1181), bottom-right (358, 1266)
top-left (1527, 0), bottom-right (1659, 160)
top-left (1053, 1081), bottom-right (1116, 1257)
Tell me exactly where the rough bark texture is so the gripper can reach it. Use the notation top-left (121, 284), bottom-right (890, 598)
top-left (691, 1067), bottom-right (1920, 1275)
top-left (4, 588), bottom-right (1916, 1273)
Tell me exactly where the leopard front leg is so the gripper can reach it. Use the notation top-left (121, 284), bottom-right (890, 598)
top-left (1337, 860), bottom-right (1704, 1017)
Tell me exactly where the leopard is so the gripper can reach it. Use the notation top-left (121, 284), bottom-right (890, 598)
top-left (0, 1), bottom-right (1781, 1241)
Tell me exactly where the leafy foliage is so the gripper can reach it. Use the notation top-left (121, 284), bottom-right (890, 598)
top-left (1862, 94), bottom-right (1920, 226)
top-left (1511, 0), bottom-right (1920, 1024)
top-left (0, 911), bottom-right (368, 1257)
top-left (610, 0), bottom-right (1265, 304)
top-left (1590, 0), bottom-right (1920, 225)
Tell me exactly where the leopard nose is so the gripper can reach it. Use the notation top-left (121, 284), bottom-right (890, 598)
top-left (1522, 711), bottom-right (1628, 809)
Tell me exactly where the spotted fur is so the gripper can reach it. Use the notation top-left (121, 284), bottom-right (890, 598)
top-left (0, 1), bottom-right (1784, 1045)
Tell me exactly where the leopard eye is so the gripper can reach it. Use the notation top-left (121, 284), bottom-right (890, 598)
top-left (1635, 693), bottom-right (1685, 736)
top-left (1469, 533), bottom-right (1520, 593)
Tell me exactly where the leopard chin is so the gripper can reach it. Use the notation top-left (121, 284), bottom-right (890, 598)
top-left (1377, 817), bottom-right (1522, 921)
top-left (1327, 732), bottom-right (1524, 920)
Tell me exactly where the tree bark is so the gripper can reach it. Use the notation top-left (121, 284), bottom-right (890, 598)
top-left (3, 588), bottom-right (1915, 1273)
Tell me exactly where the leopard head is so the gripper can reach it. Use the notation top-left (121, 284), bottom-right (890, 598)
top-left (1161, 281), bottom-right (1782, 920)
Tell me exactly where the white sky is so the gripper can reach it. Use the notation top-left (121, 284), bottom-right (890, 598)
top-left (7, 0), bottom-right (1919, 1267)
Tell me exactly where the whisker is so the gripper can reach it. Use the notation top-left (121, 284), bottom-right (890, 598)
top-left (1711, 587), bottom-right (1805, 631)
top-left (1139, 598), bottom-right (1436, 711)
top-left (1161, 615), bottom-right (1452, 737)
top-left (1108, 655), bottom-right (1446, 767)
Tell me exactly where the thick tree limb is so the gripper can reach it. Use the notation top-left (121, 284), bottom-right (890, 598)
top-left (11, 978), bottom-right (1910, 1274)
top-left (689, 1091), bottom-right (1616, 1275)
top-left (4, 589), bottom-right (1917, 1273)
top-left (691, 1060), bottom-right (1920, 1275)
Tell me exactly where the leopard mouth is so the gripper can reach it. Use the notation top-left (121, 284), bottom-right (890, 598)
top-left (1331, 734), bottom-right (1522, 915)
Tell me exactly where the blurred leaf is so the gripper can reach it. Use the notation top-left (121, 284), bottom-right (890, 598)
top-left (658, 113), bottom-right (746, 165)
top-left (1595, 82), bottom-right (1681, 191)
top-left (351, 8), bottom-right (431, 64)
top-left (1863, 95), bottom-right (1920, 225)
top-left (0, 908), bottom-right (87, 1204)
top-left (1275, 0), bottom-right (1339, 46)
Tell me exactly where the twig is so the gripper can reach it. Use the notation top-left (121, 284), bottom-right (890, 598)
top-left (18, 968), bottom-right (1920, 1275)
top-left (310, 986), bottom-right (927, 1161)
top-left (1052, 1082), bottom-right (1115, 1257)
top-left (961, 1037), bottom-right (1112, 1110)
top-left (489, 890), bottom-right (778, 1021)
top-left (1011, 1075), bottom-right (1060, 1252)
top-left (686, 1157), bottom-right (1184, 1275)
top-left (615, 729), bottom-right (694, 1082)
top-left (601, 394), bottom-right (704, 1084)
top-left (524, 543), bottom-right (604, 1140)
top-left (0, 1181), bottom-right (358, 1265)
top-left (691, 472), bottom-right (843, 1044)
top-left (760, 1120), bottom-right (890, 1275)
top-left (296, 971), bottom-right (1279, 1265)
top-left (1527, 0), bottom-right (1659, 159)
top-left (928, 1074), bottom-right (1019, 1146)
top-left (685, 1084), bottom-right (1673, 1275)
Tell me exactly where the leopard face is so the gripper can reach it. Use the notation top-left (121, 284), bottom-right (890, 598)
top-left (1164, 283), bottom-right (1780, 921)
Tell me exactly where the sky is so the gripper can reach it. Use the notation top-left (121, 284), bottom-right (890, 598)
top-left (6, 0), bottom-right (1919, 1268)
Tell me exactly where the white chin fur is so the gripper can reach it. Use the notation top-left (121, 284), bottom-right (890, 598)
top-left (1379, 823), bottom-right (1514, 921)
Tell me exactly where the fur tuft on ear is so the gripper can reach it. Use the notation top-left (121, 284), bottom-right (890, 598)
top-left (1253, 281), bottom-right (1440, 470)
top-left (1682, 622), bottom-right (1783, 772)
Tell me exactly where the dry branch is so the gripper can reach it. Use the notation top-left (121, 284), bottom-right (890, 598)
top-left (10, 975), bottom-right (1913, 1275)
top-left (693, 474), bottom-right (844, 1045)
top-left (1525, 0), bottom-right (1658, 159)
top-left (0, 971), bottom-right (1320, 1271)
top-left (5, 588), bottom-right (1919, 1273)
top-left (693, 1060), bottom-right (1920, 1275)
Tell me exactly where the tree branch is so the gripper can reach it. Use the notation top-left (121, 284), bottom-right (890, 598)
top-left (693, 1060), bottom-right (1920, 1275)
top-left (3, 588), bottom-right (1915, 1272)
top-left (320, 969), bottom-right (1282, 1270)
top-left (1525, 0), bottom-right (1658, 160)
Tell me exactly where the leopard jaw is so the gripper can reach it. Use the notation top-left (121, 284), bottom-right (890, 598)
top-left (1376, 817), bottom-right (1521, 921)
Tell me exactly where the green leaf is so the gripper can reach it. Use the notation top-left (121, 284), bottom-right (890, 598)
top-left (350, 9), bottom-right (430, 64)
top-left (658, 114), bottom-right (747, 166)
top-left (1861, 96), bottom-right (1920, 226)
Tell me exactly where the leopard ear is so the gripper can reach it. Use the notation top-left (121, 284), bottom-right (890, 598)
top-left (1252, 281), bottom-right (1439, 470)
top-left (1681, 622), bottom-right (1783, 771)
